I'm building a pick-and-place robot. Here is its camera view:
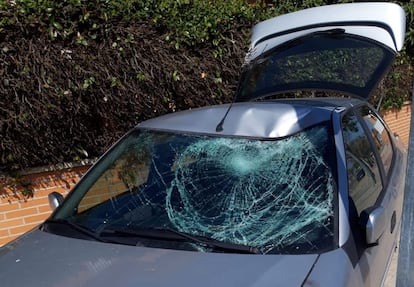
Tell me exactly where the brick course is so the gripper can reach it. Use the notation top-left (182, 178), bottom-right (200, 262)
top-left (381, 102), bottom-right (412, 147)
top-left (0, 165), bottom-right (89, 246)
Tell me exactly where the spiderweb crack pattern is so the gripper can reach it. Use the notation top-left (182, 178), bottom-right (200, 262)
top-left (165, 127), bottom-right (334, 252)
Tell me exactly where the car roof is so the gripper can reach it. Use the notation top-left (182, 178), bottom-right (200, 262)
top-left (137, 98), bottom-right (363, 139)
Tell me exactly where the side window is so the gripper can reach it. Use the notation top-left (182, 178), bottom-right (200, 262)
top-left (358, 106), bottom-right (393, 176)
top-left (342, 112), bottom-right (383, 215)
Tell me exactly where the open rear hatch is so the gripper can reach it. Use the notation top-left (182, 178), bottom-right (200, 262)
top-left (237, 2), bottom-right (406, 102)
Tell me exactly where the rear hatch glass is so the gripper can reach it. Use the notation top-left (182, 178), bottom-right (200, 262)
top-left (237, 31), bottom-right (395, 102)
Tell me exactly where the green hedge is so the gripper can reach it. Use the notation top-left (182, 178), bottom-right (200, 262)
top-left (2, 0), bottom-right (413, 54)
top-left (0, 0), bottom-right (413, 173)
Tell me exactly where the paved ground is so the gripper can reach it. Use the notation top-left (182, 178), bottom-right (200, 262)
top-left (384, 244), bottom-right (399, 287)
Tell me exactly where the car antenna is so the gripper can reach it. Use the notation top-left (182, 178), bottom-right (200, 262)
top-left (215, 97), bottom-right (236, 132)
top-left (215, 44), bottom-right (267, 132)
top-left (215, 68), bottom-right (246, 132)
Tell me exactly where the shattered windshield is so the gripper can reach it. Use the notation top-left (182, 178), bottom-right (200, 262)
top-left (52, 125), bottom-right (337, 254)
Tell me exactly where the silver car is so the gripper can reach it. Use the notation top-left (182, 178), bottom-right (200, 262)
top-left (0, 2), bottom-right (407, 287)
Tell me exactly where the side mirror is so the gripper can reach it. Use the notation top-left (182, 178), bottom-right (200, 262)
top-left (360, 206), bottom-right (386, 246)
top-left (48, 192), bottom-right (64, 211)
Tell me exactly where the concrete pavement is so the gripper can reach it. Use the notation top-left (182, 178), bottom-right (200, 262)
top-left (384, 244), bottom-right (399, 287)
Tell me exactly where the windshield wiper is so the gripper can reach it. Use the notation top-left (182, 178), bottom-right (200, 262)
top-left (99, 227), bottom-right (260, 254)
top-left (42, 219), bottom-right (111, 243)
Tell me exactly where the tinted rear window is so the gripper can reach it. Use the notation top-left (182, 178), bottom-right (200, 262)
top-left (238, 32), bottom-right (394, 101)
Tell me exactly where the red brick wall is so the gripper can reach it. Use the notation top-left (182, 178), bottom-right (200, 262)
top-left (0, 102), bottom-right (411, 246)
top-left (0, 165), bottom-right (90, 246)
top-left (382, 102), bottom-right (412, 147)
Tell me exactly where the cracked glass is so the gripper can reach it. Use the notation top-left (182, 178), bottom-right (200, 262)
top-left (54, 125), bottom-right (337, 254)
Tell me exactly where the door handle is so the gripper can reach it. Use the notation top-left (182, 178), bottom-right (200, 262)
top-left (391, 210), bottom-right (396, 233)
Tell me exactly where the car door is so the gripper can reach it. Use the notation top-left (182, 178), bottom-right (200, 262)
top-left (342, 105), bottom-right (403, 287)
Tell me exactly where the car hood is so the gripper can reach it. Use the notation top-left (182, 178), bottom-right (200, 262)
top-left (0, 230), bottom-right (318, 287)
top-left (237, 2), bottom-right (405, 102)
